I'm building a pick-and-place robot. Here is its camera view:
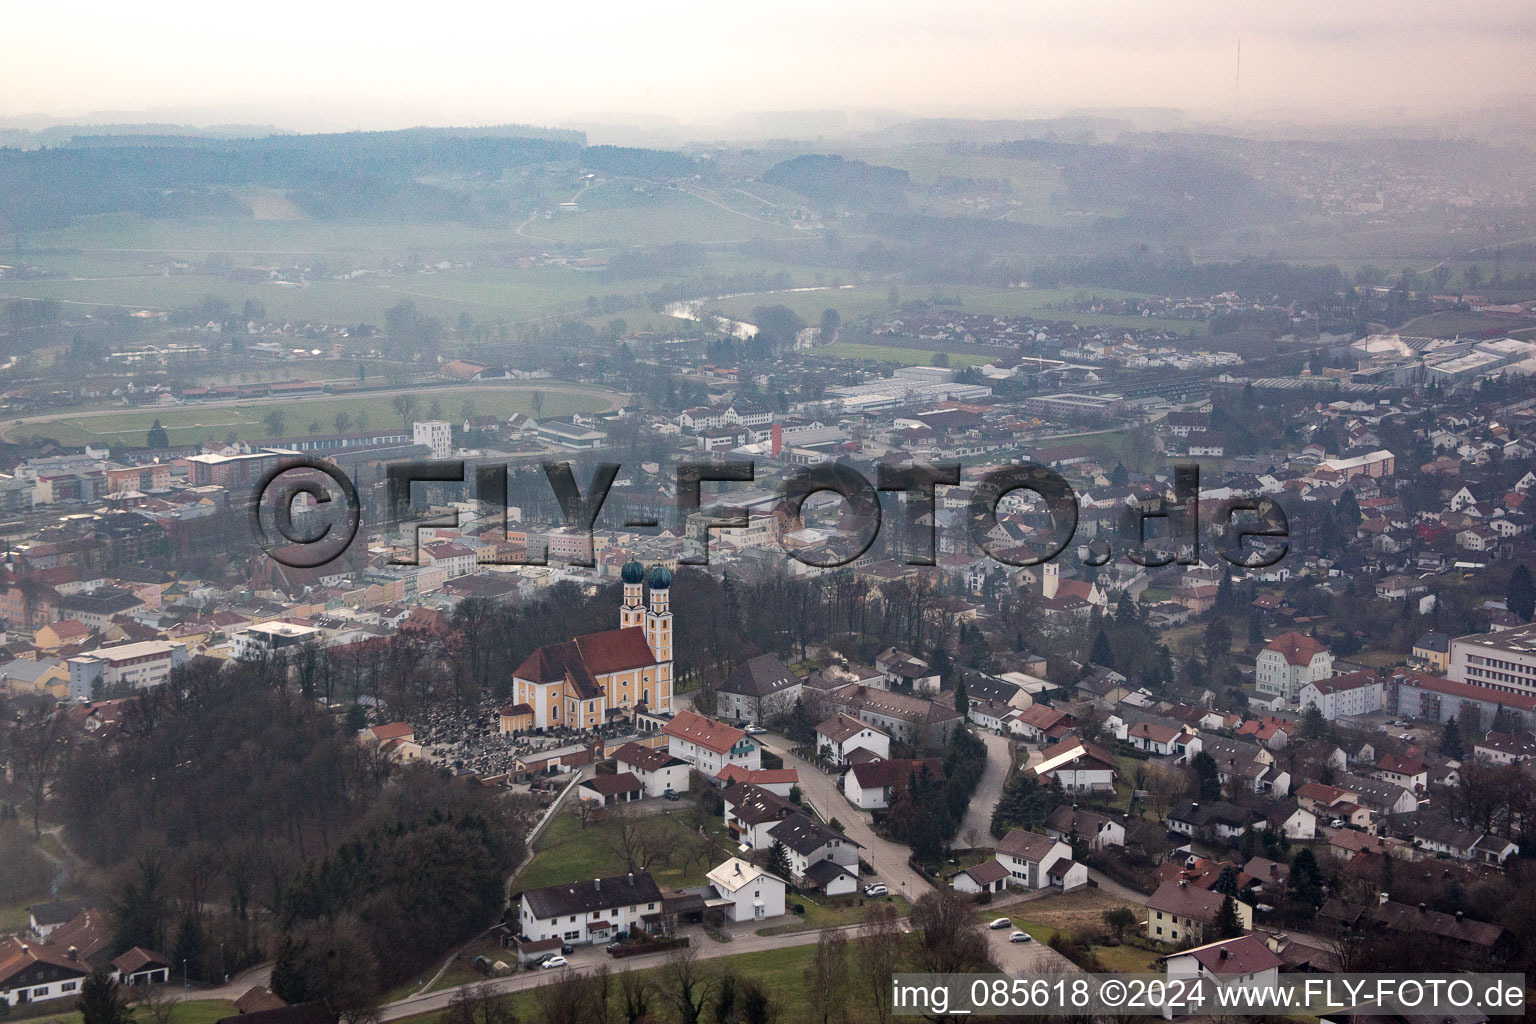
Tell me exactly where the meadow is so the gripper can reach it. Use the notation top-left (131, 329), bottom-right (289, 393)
top-left (6, 384), bottom-right (614, 447)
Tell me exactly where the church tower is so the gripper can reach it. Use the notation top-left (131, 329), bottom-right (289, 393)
top-left (645, 565), bottom-right (673, 710)
top-left (620, 558), bottom-right (645, 628)
top-left (1042, 561), bottom-right (1059, 600)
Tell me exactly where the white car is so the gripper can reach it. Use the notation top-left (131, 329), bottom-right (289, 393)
top-left (540, 955), bottom-right (568, 969)
top-left (744, 725), bottom-right (767, 735)
top-left (864, 883), bottom-right (888, 897)
top-left (1009, 931), bottom-right (1031, 943)
top-left (988, 918), bottom-right (1012, 930)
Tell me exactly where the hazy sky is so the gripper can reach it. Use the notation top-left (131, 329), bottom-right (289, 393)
top-left (4, 0), bottom-right (1534, 131)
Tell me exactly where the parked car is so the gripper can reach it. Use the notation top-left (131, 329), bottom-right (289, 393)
top-left (744, 725), bottom-right (766, 735)
top-left (1009, 931), bottom-right (1031, 943)
top-left (561, 943), bottom-right (575, 954)
top-left (988, 918), bottom-right (1012, 930)
top-left (864, 883), bottom-right (888, 897)
top-left (541, 956), bottom-right (568, 970)
top-left (1329, 817), bottom-right (1345, 828)
top-left (664, 789), bottom-right (680, 801)
top-left (605, 942), bottom-right (624, 953)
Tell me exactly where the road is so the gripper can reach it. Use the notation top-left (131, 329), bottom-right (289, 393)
top-left (376, 919), bottom-right (890, 1021)
top-left (956, 731), bottom-right (1012, 846)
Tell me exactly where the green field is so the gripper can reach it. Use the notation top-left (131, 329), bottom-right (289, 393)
top-left (518, 180), bottom-right (803, 246)
top-left (7, 384), bottom-right (615, 447)
top-left (8, 999), bottom-right (237, 1024)
top-left (512, 808), bottom-right (735, 895)
top-left (814, 342), bottom-right (993, 368)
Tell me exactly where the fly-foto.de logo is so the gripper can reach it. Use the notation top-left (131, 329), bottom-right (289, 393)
top-left (251, 458), bottom-right (1290, 572)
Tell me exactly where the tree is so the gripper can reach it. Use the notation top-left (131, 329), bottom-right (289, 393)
top-left (171, 913), bottom-right (205, 983)
top-left (1203, 618), bottom-right (1233, 664)
top-left (856, 905), bottom-right (903, 1024)
top-left (1213, 895), bottom-right (1243, 940)
top-left (531, 390), bottom-right (546, 418)
top-left (391, 394), bottom-right (420, 430)
top-left (1103, 906), bottom-right (1137, 942)
top-left (263, 408), bottom-right (287, 438)
top-left (7, 702), bottom-right (72, 837)
top-left (1299, 704), bottom-right (1327, 740)
top-left (1289, 848), bottom-right (1326, 910)
top-left (78, 970), bottom-right (133, 1024)
top-left (1190, 751), bottom-right (1222, 802)
top-left (1443, 715), bottom-right (1465, 759)
top-left (804, 926), bottom-right (849, 1024)
top-left (1090, 629), bottom-right (1113, 667)
top-left (818, 308), bottom-right (841, 343)
top-left (146, 420), bottom-right (169, 449)
top-left (334, 411), bottom-right (353, 435)
top-left (765, 841), bottom-right (791, 882)
top-left (1508, 564), bottom-right (1535, 622)
top-left (663, 947), bottom-right (714, 1024)
top-left (444, 983), bottom-right (518, 1024)
top-left (953, 673), bottom-right (969, 716)
top-left (910, 891), bottom-right (992, 973)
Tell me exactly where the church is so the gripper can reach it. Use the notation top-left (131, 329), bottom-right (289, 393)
top-left (509, 560), bottom-right (675, 730)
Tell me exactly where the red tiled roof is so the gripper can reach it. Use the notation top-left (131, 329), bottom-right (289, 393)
top-left (1264, 631), bottom-right (1325, 666)
top-left (662, 710), bottom-right (747, 755)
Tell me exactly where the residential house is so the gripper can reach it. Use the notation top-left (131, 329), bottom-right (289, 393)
top-left (1255, 632), bottom-right (1334, 704)
top-left (703, 859), bottom-right (786, 923)
top-left (815, 714), bottom-right (891, 767)
top-left (611, 741), bottom-right (691, 798)
top-left (517, 873), bottom-right (664, 945)
top-left (1033, 737), bottom-right (1118, 793)
top-left (1145, 880), bottom-right (1253, 944)
top-left (662, 710), bottom-right (761, 775)
top-left (994, 829), bottom-right (1086, 890)
top-left (714, 654), bottom-right (803, 726)
top-left (842, 758), bottom-right (944, 810)
top-left (1043, 805), bottom-right (1126, 851)
top-left (765, 813), bottom-right (860, 884)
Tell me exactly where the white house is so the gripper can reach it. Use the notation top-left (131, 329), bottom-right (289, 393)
top-left (766, 813), bottom-right (860, 884)
top-left (704, 858), bottom-right (786, 923)
top-left (815, 713), bottom-right (890, 767)
top-left (517, 873), bottom-right (665, 946)
top-left (1298, 670), bottom-right (1383, 720)
top-left (714, 653), bottom-right (803, 726)
top-left (0, 937), bottom-right (91, 1008)
top-left (1032, 738), bottom-right (1117, 793)
top-left (722, 782), bottom-right (798, 849)
top-left (662, 710), bottom-right (761, 775)
top-left (842, 758), bottom-right (941, 810)
top-left (1254, 632), bottom-right (1334, 704)
top-left (994, 829), bottom-right (1085, 890)
top-left (612, 741), bottom-right (691, 798)
top-left (1162, 934), bottom-right (1283, 1017)
top-left (1043, 805), bottom-right (1126, 851)
top-left (950, 859), bottom-right (1010, 895)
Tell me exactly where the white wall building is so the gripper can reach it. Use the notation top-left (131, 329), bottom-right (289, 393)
top-left (705, 858), bottom-right (786, 923)
top-left (413, 419), bottom-right (453, 459)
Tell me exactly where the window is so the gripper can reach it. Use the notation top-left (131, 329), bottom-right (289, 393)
top-left (34, 988), bottom-right (49, 997)
top-left (62, 982), bottom-right (78, 993)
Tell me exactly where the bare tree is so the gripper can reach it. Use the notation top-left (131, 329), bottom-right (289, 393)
top-left (444, 984), bottom-right (518, 1024)
top-left (805, 926), bottom-right (850, 1024)
top-left (392, 394), bottom-right (420, 430)
top-left (618, 967), bottom-right (654, 1024)
top-left (604, 807), bottom-right (666, 873)
top-left (662, 946), bottom-right (714, 1024)
top-left (856, 904), bottom-right (905, 1024)
top-left (6, 701), bottom-right (72, 836)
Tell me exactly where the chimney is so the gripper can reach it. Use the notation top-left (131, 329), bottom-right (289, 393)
top-left (1179, 879), bottom-right (1188, 888)
top-left (627, 873), bottom-right (633, 885)
top-left (67, 946), bottom-right (78, 961)
top-left (594, 878), bottom-right (601, 891)
top-left (771, 423), bottom-right (783, 458)
top-left (1456, 911), bottom-right (1464, 921)
top-left (1418, 902), bottom-right (1426, 913)
top-left (1219, 947), bottom-right (1229, 960)
top-left (1379, 892), bottom-right (1390, 905)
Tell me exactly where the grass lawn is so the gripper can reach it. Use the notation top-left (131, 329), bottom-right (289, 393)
top-left (8, 999), bottom-right (237, 1024)
top-left (512, 805), bottom-right (733, 895)
top-left (16, 384), bottom-right (612, 447)
top-left (1088, 942), bottom-right (1163, 973)
top-left (814, 342), bottom-right (992, 368)
top-left (756, 892), bottom-right (911, 936)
